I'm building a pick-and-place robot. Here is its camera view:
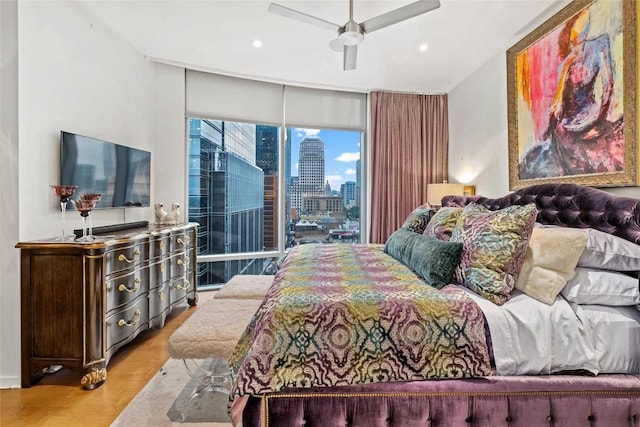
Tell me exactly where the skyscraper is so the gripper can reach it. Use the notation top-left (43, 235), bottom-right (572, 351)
top-left (294, 137), bottom-right (325, 211)
top-left (188, 119), bottom-right (264, 288)
top-left (342, 181), bottom-right (356, 208)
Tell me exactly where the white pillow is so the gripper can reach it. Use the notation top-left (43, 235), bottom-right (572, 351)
top-left (578, 228), bottom-right (640, 271)
top-left (515, 227), bottom-right (588, 305)
top-left (562, 267), bottom-right (640, 306)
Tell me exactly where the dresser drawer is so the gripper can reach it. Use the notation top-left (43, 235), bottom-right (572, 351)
top-left (169, 270), bottom-right (194, 308)
top-left (105, 240), bottom-right (148, 277)
top-left (148, 258), bottom-right (170, 290)
top-left (149, 283), bottom-right (171, 329)
top-left (169, 252), bottom-right (191, 280)
top-left (169, 228), bottom-right (195, 253)
top-left (105, 297), bottom-right (149, 352)
top-left (105, 266), bottom-right (148, 311)
top-left (149, 234), bottom-right (170, 259)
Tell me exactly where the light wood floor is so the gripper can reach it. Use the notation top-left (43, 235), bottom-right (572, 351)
top-left (0, 291), bottom-right (215, 427)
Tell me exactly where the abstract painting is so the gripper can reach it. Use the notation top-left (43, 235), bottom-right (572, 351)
top-left (507, 0), bottom-right (636, 189)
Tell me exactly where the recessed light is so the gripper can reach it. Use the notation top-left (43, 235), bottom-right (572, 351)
top-left (419, 43), bottom-right (428, 52)
top-left (252, 39), bottom-right (262, 48)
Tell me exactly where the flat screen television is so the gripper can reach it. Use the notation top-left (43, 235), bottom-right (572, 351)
top-left (60, 131), bottom-right (151, 208)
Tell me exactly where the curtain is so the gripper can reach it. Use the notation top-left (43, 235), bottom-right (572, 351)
top-left (369, 91), bottom-right (449, 243)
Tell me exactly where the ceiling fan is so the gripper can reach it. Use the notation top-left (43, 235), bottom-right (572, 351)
top-left (268, 0), bottom-right (441, 71)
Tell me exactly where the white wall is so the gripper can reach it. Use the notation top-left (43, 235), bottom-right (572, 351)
top-left (0, 0), bottom-right (21, 389)
top-left (18, 1), bottom-right (157, 241)
top-left (0, 1), bottom-right (186, 388)
top-left (152, 64), bottom-right (187, 213)
top-left (448, 52), bottom-right (510, 198)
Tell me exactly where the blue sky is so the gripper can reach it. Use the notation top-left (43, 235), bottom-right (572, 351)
top-left (289, 128), bottom-right (361, 191)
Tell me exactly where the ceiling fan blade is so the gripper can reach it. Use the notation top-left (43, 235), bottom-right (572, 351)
top-left (343, 45), bottom-right (357, 71)
top-left (361, 0), bottom-right (440, 34)
top-left (268, 3), bottom-right (341, 32)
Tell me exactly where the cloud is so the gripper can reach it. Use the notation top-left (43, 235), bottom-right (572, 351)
top-left (335, 152), bottom-right (360, 162)
top-left (345, 169), bottom-right (356, 175)
top-left (295, 128), bottom-right (321, 138)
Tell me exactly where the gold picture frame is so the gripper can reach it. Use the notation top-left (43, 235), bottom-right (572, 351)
top-left (506, 0), bottom-right (637, 189)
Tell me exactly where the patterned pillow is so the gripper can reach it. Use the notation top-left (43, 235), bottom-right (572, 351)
top-left (451, 203), bottom-right (538, 305)
top-left (385, 228), bottom-right (463, 289)
top-left (423, 206), bottom-right (463, 241)
top-left (401, 204), bottom-right (436, 234)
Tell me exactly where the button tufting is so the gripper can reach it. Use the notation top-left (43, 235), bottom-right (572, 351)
top-left (505, 416), bottom-right (512, 422)
top-left (465, 416), bottom-right (473, 423)
top-left (587, 415), bottom-right (594, 422)
top-left (547, 415), bottom-right (553, 422)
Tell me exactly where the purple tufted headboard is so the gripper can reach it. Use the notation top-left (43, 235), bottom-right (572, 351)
top-left (441, 183), bottom-right (640, 245)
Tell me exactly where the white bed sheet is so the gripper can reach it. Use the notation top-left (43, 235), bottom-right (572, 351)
top-left (577, 304), bottom-right (640, 373)
top-left (458, 286), bottom-right (605, 376)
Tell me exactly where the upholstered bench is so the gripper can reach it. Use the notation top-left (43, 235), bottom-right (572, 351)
top-left (213, 274), bottom-right (274, 300)
top-left (167, 296), bottom-right (263, 421)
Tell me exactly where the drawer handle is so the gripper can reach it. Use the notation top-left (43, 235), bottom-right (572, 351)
top-left (159, 242), bottom-right (164, 249)
top-left (159, 263), bottom-right (165, 272)
top-left (176, 279), bottom-right (191, 291)
top-left (118, 278), bottom-right (141, 293)
top-left (117, 309), bottom-right (141, 327)
top-left (176, 236), bottom-right (190, 245)
top-left (176, 256), bottom-right (190, 267)
top-left (118, 249), bottom-right (141, 264)
top-left (159, 291), bottom-right (165, 301)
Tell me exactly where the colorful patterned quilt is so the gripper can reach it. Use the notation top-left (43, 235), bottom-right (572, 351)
top-left (229, 243), bottom-right (493, 402)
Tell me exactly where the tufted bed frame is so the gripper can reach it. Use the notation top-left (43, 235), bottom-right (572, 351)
top-left (241, 183), bottom-right (640, 427)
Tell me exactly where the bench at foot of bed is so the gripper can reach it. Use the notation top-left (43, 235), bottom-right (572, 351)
top-left (168, 296), bottom-right (262, 421)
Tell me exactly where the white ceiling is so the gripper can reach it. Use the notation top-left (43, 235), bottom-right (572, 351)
top-left (79, 0), bottom-right (569, 93)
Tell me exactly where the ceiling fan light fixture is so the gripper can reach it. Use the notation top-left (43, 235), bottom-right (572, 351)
top-left (339, 21), bottom-right (364, 46)
top-left (339, 31), bottom-right (364, 46)
top-left (268, 0), bottom-right (441, 71)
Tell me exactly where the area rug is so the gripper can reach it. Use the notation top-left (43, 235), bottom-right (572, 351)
top-left (111, 357), bottom-right (235, 426)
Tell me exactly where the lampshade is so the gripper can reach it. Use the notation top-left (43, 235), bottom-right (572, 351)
top-left (427, 183), bottom-right (465, 207)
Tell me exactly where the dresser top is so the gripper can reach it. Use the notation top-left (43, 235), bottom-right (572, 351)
top-left (16, 222), bottom-right (198, 250)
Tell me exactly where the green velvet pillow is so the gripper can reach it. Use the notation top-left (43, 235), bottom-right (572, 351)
top-left (450, 203), bottom-right (538, 305)
top-left (384, 228), bottom-right (463, 289)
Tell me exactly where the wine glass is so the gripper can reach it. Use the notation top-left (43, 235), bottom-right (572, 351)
top-left (79, 193), bottom-right (102, 239)
top-left (50, 185), bottom-right (78, 240)
top-left (72, 199), bottom-right (95, 242)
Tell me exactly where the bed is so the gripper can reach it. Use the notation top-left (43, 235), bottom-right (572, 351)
top-left (229, 183), bottom-right (640, 426)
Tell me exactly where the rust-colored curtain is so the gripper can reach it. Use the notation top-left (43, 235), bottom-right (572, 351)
top-left (369, 91), bottom-right (449, 243)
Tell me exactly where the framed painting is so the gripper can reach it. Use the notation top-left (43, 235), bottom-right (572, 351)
top-left (507, 0), bottom-right (637, 189)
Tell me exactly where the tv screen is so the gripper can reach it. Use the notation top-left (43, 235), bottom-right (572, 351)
top-left (60, 131), bottom-right (151, 208)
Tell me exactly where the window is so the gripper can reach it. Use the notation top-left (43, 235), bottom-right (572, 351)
top-left (185, 72), bottom-right (367, 289)
top-left (288, 128), bottom-right (361, 246)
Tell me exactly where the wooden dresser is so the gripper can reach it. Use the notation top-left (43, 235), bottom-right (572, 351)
top-left (16, 223), bottom-right (198, 389)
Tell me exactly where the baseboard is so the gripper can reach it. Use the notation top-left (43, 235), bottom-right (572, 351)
top-left (0, 375), bottom-right (21, 389)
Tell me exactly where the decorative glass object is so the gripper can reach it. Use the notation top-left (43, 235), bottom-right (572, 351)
top-left (72, 193), bottom-right (101, 242)
top-left (80, 193), bottom-right (102, 238)
top-left (50, 185), bottom-right (78, 240)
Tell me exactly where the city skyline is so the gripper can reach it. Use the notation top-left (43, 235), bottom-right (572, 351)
top-left (290, 128), bottom-right (361, 190)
